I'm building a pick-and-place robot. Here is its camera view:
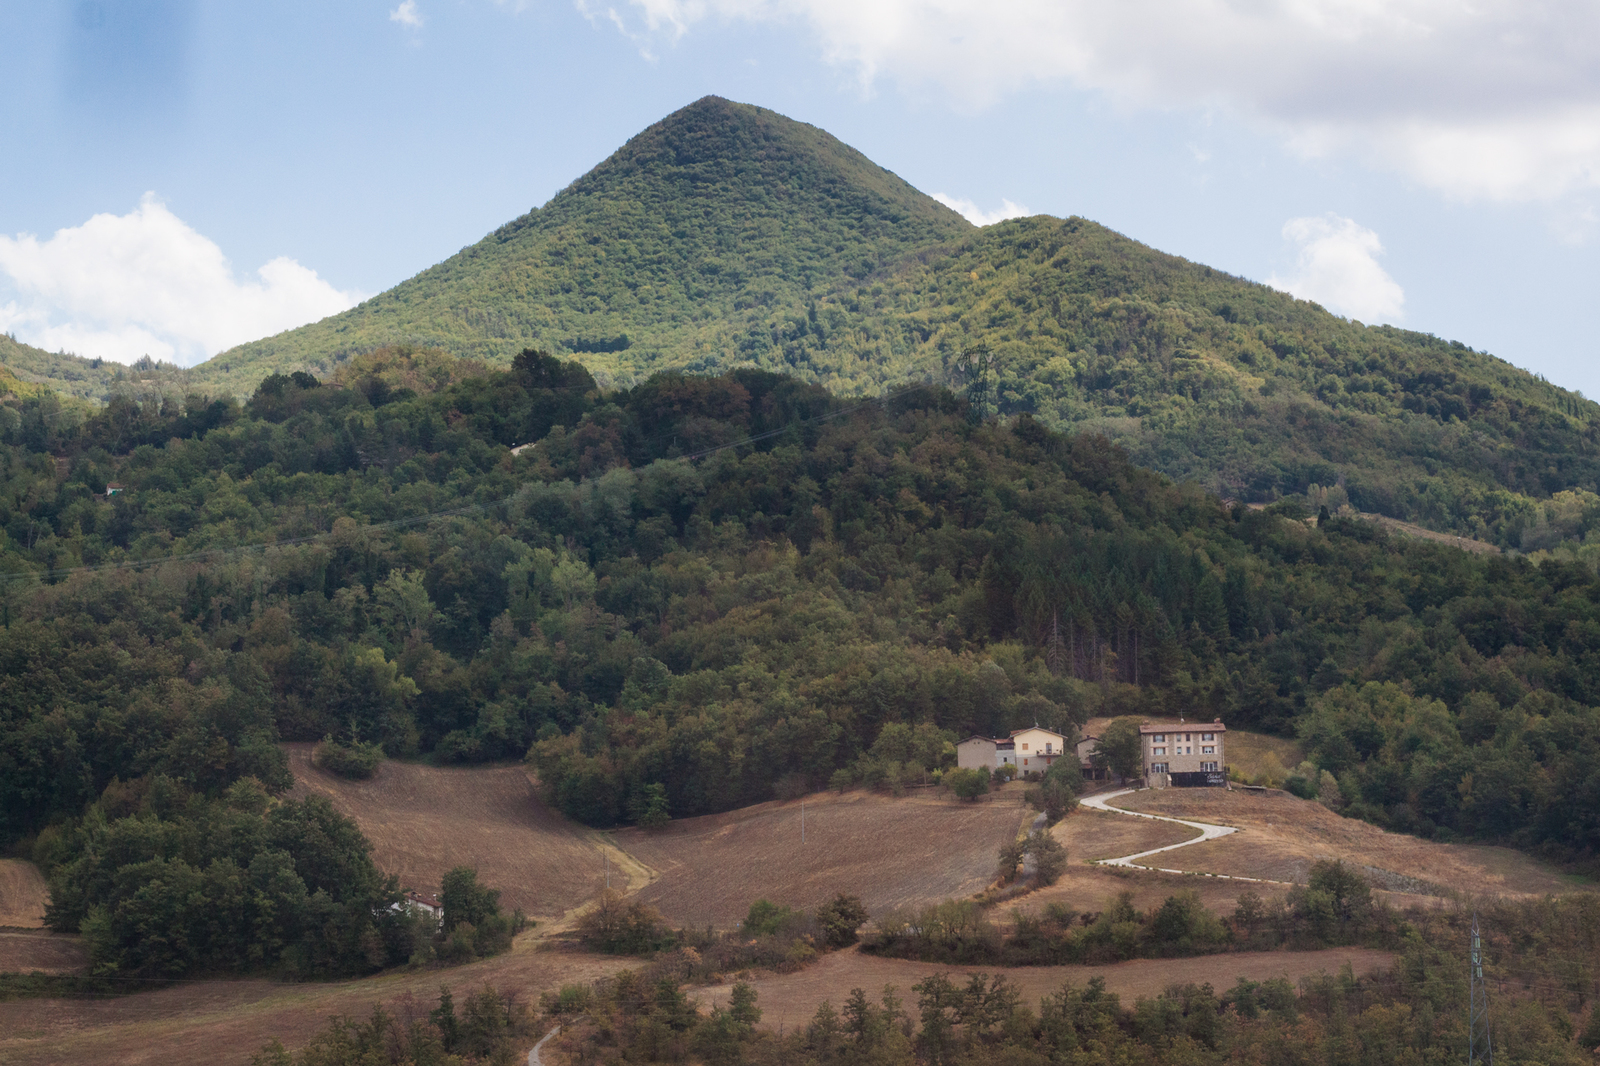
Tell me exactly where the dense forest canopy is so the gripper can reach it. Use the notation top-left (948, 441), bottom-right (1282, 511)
top-left (1, 350), bottom-right (1596, 878)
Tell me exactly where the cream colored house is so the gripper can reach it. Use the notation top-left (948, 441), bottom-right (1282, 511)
top-left (1140, 719), bottom-right (1226, 786)
top-left (956, 727), bottom-right (1068, 775)
top-left (1008, 727), bottom-right (1067, 774)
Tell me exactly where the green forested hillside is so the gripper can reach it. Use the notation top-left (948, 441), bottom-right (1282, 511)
top-left (176, 97), bottom-right (1600, 551)
top-left (200, 96), bottom-right (971, 386)
top-left (1, 353), bottom-right (1596, 981)
top-left (0, 333), bottom-right (139, 403)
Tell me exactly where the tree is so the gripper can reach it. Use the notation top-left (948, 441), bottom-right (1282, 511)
top-left (1091, 718), bottom-right (1144, 783)
top-left (575, 888), bottom-right (664, 954)
top-left (631, 782), bottom-right (670, 829)
top-left (996, 838), bottom-right (1025, 884)
top-left (947, 767), bottom-right (990, 801)
top-left (816, 893), bottom-right (869, 948)
top-left (1579, 1005), bottom-right (1600, 1053)
top-left (440, 867), bottom-right (500, 933)
top-left (1025, 830), bottom-right (1067, 886)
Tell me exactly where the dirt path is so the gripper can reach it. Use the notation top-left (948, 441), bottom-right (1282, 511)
top-left (528, 1024), bottom-right (560, 1066)
top-left (1079, 789), bottom-right (1291, 884)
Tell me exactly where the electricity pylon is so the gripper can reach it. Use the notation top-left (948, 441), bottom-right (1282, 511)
top-left (1469, 913), bottom-right (1493, 1066)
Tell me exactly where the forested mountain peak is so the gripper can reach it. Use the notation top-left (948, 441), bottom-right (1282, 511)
top-left (196, 96), bottom-right (971, 387)
top-left (537, 95), bottom-right (969, 241)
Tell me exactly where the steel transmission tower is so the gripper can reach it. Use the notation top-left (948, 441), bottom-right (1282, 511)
top-left (1469, 913), bottom-right (1493, 1066)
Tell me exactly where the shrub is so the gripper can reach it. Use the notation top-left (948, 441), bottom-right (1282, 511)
top-left (816, 894), bottom-right (869, 948)
top-left (947, 767), bottom-right (990, 801)
top-left (577, 889), bottom-right (668, 954)
top-left (743, 899), bottom-right (798, 938)
top-left (313, 736), bottom-right (382, 779)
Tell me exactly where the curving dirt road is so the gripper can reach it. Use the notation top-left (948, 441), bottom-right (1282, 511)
top-left (528, 1024), bottom-right (560, 1066)
top-left (1079, 788), bottom-right (1290, 884)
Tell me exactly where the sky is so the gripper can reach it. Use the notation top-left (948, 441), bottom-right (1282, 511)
top-left (0, 0), bottom-right (1597, 394)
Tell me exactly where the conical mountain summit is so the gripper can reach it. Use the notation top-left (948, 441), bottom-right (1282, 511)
top-left (200, 96), bottom-right (971, 385)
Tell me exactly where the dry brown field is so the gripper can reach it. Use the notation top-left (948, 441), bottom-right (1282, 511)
top-left (0, 940), bottom-right (630, 1066)
top-left (615, 788), bottom-right (1032, 926)
top-left (1116, 787), bottom-right (1575, 897)
top-left (0, 858), bottom-right (49, 928)
top-left (0, 930), bottom-right (88, 974)
top-left (285, 744), bottom-right (628, 921)
top-left (691, 945), bottom-right (1396, 1032)
top-left (1058, 806), bottom-right (1197, 863)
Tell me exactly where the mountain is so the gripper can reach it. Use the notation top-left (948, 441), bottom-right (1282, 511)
top-left (196, 96), bottom-right (972, 388)
top-left (0, 333), bottom-right (130, 402)
top-left (50, 97), bottom-right (1600, 549)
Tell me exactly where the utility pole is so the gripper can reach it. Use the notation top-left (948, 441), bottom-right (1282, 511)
top-left (1469, 912), bottom-right (1493, 1066)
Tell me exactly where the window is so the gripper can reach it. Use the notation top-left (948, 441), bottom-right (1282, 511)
top-left (1044, 743), bottom-right (1053, 754)
top-left (1021, 743), bottom-right (1030, 751)
top-left (1153, 747), bottom-right (1167, 755)
top-left (1202, 733), bottom-right (1215, 741)
top-left (1184, 734), bottom-right (1191, 742)
top-left (1151, 763), bottom-right (1168, 773)
top-left (1202, 745), bottom-right (1214, 754)
top-left (1201, 761), bottom-right (1219, 772)
top-left (1154, 734), bottom-right (1166, 742)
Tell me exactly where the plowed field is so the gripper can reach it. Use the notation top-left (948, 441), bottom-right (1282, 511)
top-left (616, 789), bottom-right (1032, 926)
top-left (285, 744), bottom-right (624, 921)
top-left (0, 930), bottom-right (88, 974)
top-left (0, 858), bottom-right (49, 928)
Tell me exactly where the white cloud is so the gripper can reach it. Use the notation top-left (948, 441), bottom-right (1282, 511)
top-left (1268, 214), bottom-right (1404, 324)
top-left (931, 193), bottom-right (1029, 227)
top-left (390, 1), bottom-right (424, 28)
top-left (593, 0), bottom-right (1600, 205)
top-left (0, 195), bottom-right (361, 366)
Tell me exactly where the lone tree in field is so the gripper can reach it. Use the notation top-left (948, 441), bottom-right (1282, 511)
top-left (996, 830), bottom-right (1067, 887)
top-left (816, 893), bottom-right (869, 948)
top-left (1091, 718), bottom-right (1144, 783)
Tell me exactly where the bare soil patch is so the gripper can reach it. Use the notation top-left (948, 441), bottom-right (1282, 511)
top-left (1116, 788), bottom-right (1574, 898)
top-left (0, 859), bottom-right (49, 929)
top-left (285, 744), bottom-right (617, 921)
top-left (616, 789), bottom-right (1031, 927)
top-left (0, 930), bottom-right (88, 974)
top-left (694, 945), bottom-right (1395, 1031)
top-left (0, 941), bottom-right (631, 1066)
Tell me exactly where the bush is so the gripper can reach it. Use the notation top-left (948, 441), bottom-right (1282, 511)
top-left (1284, 774), bottom-right (1318, 800)
top-left (816, 894), bottom-right (869, 948)
top-left (577, 889), bottom-right (668, 954)
top-left (314, 736), bottom-right (383, 779)
top-left (947, 767), bottom-right (990, 800)
top-left (743, 899), bottom-right (798, 938)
